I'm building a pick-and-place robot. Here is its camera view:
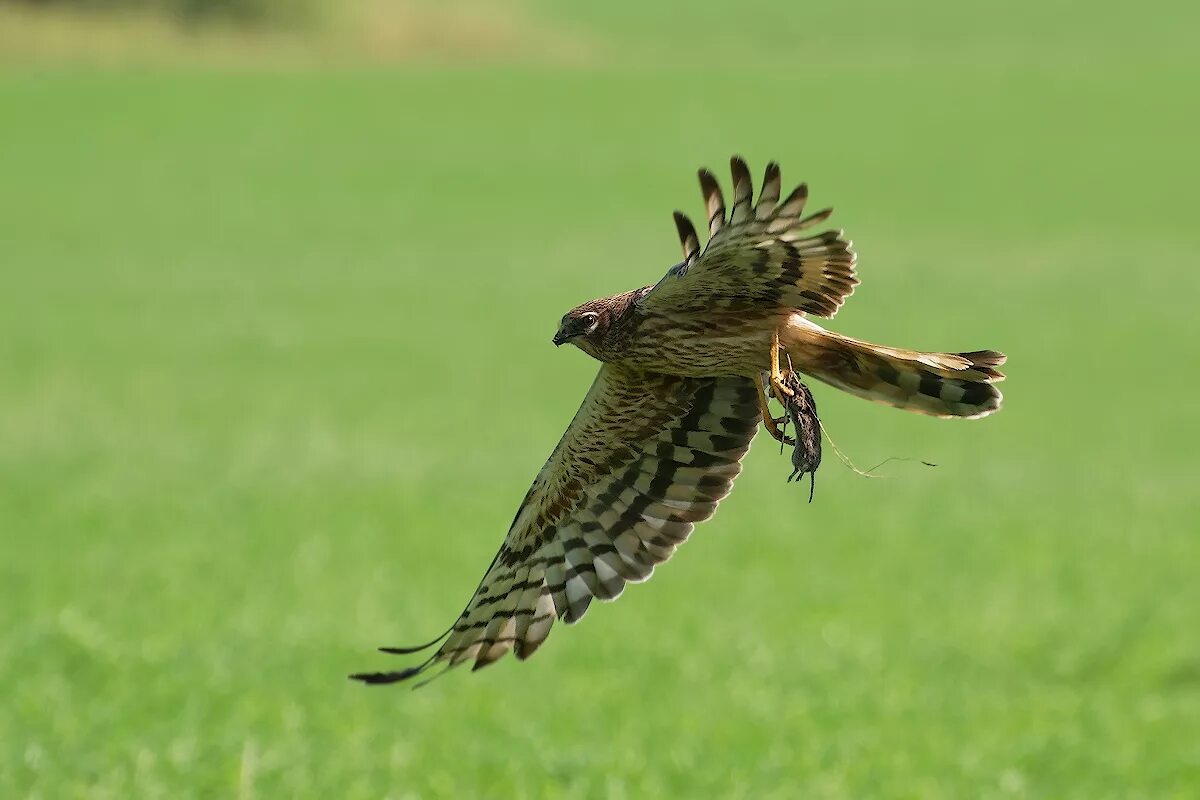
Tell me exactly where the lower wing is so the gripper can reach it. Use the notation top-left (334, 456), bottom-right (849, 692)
top-left (352, 366), bottom-right (762, 685)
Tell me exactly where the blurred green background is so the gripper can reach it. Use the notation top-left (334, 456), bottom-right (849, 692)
top-left (2, 0), bottom-right (1198, 797)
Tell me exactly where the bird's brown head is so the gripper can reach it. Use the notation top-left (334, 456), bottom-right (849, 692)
top-left (553, 299), bottom-right (612, 351)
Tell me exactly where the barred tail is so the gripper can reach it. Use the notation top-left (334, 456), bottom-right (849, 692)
top-left (784, 317), bottom-right (1005, 419)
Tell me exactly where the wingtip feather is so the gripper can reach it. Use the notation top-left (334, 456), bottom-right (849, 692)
top-left (348, 666), bottom-right (427, 685)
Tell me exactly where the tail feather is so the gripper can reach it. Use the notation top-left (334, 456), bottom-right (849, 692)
top-left (784, 317), bottom-right (1005, 419)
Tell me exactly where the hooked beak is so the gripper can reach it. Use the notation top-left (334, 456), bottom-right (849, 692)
top-left (552, 329), bottom-right (571, 347)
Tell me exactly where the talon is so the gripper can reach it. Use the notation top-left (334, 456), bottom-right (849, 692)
top-left (771, 380), bottom-right (793, 407)
top-left (755, 376), bottom-right (796, 445)
top-left (770, 329), bottom-right (794, 400)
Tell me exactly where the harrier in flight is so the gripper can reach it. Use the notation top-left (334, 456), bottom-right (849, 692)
top-left (352, 157), bottom-right (1005, 685)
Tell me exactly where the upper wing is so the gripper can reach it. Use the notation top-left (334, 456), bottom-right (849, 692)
top-left (640, 156), bottom-right (858, 318)
top-left (352, 365), bottom-right (761, 685)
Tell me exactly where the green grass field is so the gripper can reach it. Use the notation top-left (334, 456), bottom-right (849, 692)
top-left (2, 1), bottom-right (1198, 796)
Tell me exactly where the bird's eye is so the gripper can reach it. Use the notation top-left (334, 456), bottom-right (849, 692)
top-left (581, 312), bottom-right (599, 333)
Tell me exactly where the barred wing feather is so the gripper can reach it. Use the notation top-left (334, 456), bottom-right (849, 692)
top-left (644, 156), bottom-right (858, 319)
top-left (351, 366), bottom-right (761, 685)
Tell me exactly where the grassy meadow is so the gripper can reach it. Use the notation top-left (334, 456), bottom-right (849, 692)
top-left (1, 1), bottom-right (1198, 796)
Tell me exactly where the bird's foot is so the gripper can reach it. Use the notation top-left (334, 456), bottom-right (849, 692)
top-left (755, 374), bottom-right (797, 445)
top-left (770, 329), bottom-right (795, 403)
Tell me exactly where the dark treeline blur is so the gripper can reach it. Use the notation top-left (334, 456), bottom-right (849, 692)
top-left (14, 0), bottom-right (316, 27)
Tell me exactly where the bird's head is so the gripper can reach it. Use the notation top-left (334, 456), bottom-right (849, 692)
top-left (553, 300), bottom-right (611, 350)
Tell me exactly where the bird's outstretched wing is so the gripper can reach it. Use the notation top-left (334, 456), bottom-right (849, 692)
top-left (351, 366), bottom-right (761, 685)
top-left (640, 156), bottom-right (858, 318)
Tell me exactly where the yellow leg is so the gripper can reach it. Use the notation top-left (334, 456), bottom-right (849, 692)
top-left (770, 329), bottom-right (794, 402)
top-left (755, 375), bottom-right (795, 445)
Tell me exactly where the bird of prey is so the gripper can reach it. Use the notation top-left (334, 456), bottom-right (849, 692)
top-left (352, 157), bottom-right (1005, 686)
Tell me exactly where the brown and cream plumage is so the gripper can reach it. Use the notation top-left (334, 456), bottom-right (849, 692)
top-left (352, 157), bottom-right (1006, 686)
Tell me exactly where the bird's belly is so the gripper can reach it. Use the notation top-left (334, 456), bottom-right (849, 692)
top-left (615, 316), bottom-right (778, 377)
